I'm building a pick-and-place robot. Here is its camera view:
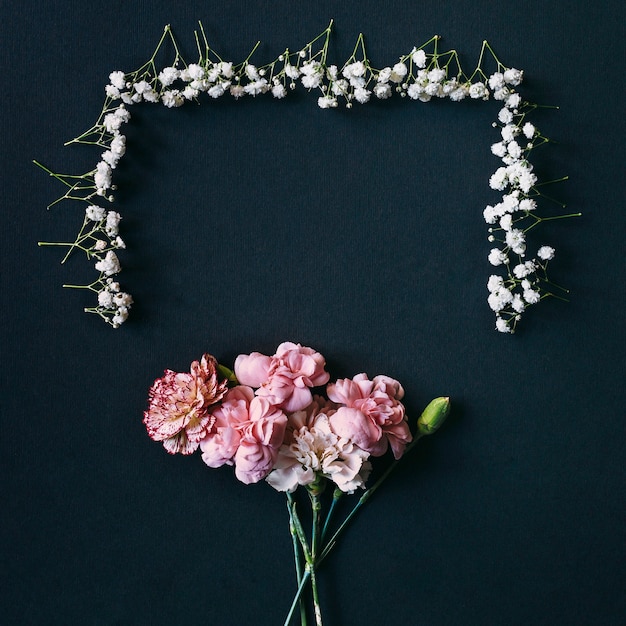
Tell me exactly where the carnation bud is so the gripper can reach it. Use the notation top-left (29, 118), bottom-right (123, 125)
top-left (417, 397), bottom-right (450, 436)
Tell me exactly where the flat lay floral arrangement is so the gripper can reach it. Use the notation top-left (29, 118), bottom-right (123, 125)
top-left (33, 20), bottom-right (581, 625)
top-left (36, 21), bottom-right (578, 334)
top-left (144, 341), bottom-right (450, 625)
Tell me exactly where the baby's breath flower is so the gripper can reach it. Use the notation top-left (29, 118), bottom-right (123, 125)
top-left (537, 245), bottom-right (555, 260)
top-left (94, 250), bottom-right (121, 276)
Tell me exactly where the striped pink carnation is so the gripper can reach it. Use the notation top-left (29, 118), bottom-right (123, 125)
top-left (143, 354), bottom-right (229, 455)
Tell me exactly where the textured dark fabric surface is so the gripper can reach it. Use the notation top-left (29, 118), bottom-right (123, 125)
top-left (2, 1), bottom-right (625, 624)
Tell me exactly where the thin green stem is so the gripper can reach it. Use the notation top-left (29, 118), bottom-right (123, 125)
top-left (309, 565), bottom-right (323, 626)
top-left (283, 570), bottom-right (311, 626)
top-left (318, 434), bottom-right (424, 565)
top-left (286, 496), bottom-right (308, 626)
top-left (321, 489), bottom-right (343, 542)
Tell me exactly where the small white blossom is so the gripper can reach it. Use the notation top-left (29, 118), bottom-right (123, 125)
top-left (374, 83), bottom-right (392, 99)
top-left (98, 289), bottom-right (114, 308)
top-left (513, 261), bottom-right (535, 278)
top-left (495, 317), bottom-right (511, 333)
top-left (469, 82), bottom-right (488, 99)
top-left (86, 205), bottom-right (106, 221)
top-left (523, 122), bottom-right (536, 139)
top-left (503, 68), bottom-right (523, 86)
top-left (390, 62), bottom-right (407, 83)
top-left (505, 228), bottom-right (526, 254)
top-left (228, 84), bottom-right (244, 99)
top-left (518, 198), bottom-right (537, 212)
top-left (377, 67), bottom-right (392, 83)
top-left (105, 211), bottom-right (121, 236)
top-left (501, 124), bottom-right (520, 142)
top-left (489, 167), bottom-right (508, 191)
top-left (158, 66), bottom-right (179, 86)
top-left (284, 64), bottom-right (300, 80)
top-left (317, 95), bottom-right (337, 109)
top-left (507, 140), bottom-right (522, 159)
top-left (498, 108), bottom-right (514, 124)
top-left (483, 205), bottom-right (498, 224)
top-left (218, 62), bottom-right (233, 78)
top-left (94, 161), bottom-right (112, 192)
top-left (523, 288), bottom-right (541, 304)
top-left (487, 275), bottom-right (504, 292)
top-left (113, 292), bottom-right (133, 307)
top-left (301, 63), bottom-right (322, 89)
top-left (493, 87), bottom-right (510, 101)
top-left (182, 86), bottom-right (199, 100)
top-left (271, 83), bottom-right (287, 99)
top-left (537, 245), bottom-right (555, 260)
top-left (94, 250), bottom-right (121, 276)
top-left (500, 214), bottom-right (513, 231)
top-left (412, 48), bottom-right (427, 68)
top-left (161, 90), bottom-right (184, 108)
top-left (109, 71), bottom-right (126, 90)
top-left (186, 64), bottom-right (205, 81)
top-left (511, 294), bottom-right (526, 313)
top-left (449, 85), bottom-right (468, 101)
top-left (112, 306), bottom-right (129, 327)
top-left (488, 248), bottom-right (507, 266)
top-left (488, 72), bottom-right (505, 90)
top-left (427, 68), bottom-right (446, 84)
top-left (505, 92), bottom-right (521, 109)
top-left (244, 79), bottom-right (268, 96)
top-left (354, 87), bottom-right (371, 104)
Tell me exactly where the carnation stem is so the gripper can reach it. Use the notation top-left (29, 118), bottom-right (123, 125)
top-left (286, 495), bottom-right (308, 626)
top-left (318, 434), bottom-right (425, 565)
top-left (321, 489), bottom-right (343, 541)
top-left (308, 490), bottom-right (324, 626)
top-left (283, 570), bottom-right (311, 626)
top-left (309, 565), bottom-right (323, 626)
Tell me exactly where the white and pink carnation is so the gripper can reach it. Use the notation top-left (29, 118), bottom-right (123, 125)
top-left (143, 354), bottom-right (229, 455)
top-left (267, 409), bottom-right (371, 494)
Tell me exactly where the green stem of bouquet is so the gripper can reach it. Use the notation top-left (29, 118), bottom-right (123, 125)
top-left (287, 496), bottom-right (308, 626)
top-left (283, 397), bottom-right (449, 626)
top-left (284, 434), bottom-right (427, 625)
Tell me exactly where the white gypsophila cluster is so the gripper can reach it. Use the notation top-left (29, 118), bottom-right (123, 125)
top-left (482, 67), bottom-right (575, 333)
top-left (38, 22), bottom-right (574, 331)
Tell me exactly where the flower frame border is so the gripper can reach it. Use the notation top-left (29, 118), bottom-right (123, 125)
top-left (37, 21), bottom-right (577, 333)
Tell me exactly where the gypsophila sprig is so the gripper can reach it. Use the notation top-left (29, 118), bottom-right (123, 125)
top-left (37, 21), bottom-right (578, 332)
top-left (143, 343), bottom-right (450, 625)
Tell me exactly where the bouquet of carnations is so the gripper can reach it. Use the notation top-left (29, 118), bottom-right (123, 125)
top-left (143, 342), bottom-right (449, 625)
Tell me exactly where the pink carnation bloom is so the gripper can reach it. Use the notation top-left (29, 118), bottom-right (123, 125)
top-left (143, 354), bottom-right (229, 455)
top-left (199, 385), bottom-right (288, 484)
top-left (327, 373), bottom-right (412, 459)
top-left (235, 342), bottom-right (330, 413)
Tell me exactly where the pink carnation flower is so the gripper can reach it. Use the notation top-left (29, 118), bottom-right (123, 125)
top-left (199, 385), bottom-right (288, 484)
top-left (235, 342), bottom-right (330, 413)
top-left (327, 373), bottom-right (412, 459)
top-left (143, 354), bottom-right (229, 455)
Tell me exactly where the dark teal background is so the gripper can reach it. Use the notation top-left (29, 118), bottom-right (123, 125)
top-left (2, 1), bottom-right (625, 624)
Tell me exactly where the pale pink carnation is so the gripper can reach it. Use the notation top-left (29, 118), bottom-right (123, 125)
top-left (327, 374), bottom-right (412, 459)
top-left (143, 354), bottom-right (229, 455)
top-left (267, 410), bottom-right (371, 494)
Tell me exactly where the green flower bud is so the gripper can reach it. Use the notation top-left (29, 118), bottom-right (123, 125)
top-left (417, 397), bottom-right (450, 436)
